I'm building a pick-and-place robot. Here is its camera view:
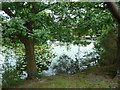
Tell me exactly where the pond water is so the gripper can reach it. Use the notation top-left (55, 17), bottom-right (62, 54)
top-left (0, 40), bottom-right (97, 79)
top-left (51, 41), bottom-right (94, 59)
top-left (41, 40), bottom-right (97, 76)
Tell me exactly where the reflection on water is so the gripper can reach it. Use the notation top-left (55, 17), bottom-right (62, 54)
top-left (51, 41), bottom-right (94, 59)
top-left (0, 40), bottom-right (96, 78)
top-left (41, 41), bottom-right (96, 76)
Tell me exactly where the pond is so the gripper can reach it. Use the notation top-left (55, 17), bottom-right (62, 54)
top-left (41, 40), bottom-right (97, 76)
top-left (0, 40), bottom-right (98, 79)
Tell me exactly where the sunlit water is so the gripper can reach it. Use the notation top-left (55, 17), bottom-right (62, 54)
top-left (41, 41), bottom-right (97, 76)
top-left (0, 40), bottom-right (97, 79)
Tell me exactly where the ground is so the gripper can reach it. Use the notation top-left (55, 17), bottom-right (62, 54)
top-left (10, 69), bottom-right (118, 88)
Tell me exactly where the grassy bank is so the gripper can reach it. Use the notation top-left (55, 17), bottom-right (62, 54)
top-left (10, 69), bottom-right (118, 88)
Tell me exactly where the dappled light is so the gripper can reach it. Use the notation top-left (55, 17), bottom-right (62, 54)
top-left (0, 1), bottom-right (120, 88)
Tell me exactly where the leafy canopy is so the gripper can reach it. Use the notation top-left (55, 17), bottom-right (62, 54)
top-left (1, 2), bottom-right (116, 45)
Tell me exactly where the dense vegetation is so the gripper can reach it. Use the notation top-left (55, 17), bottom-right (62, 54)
top-left (1, 1), bottom-right (120, 88)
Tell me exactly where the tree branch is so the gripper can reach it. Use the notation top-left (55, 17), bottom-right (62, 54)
top-left (2, 7), bottom-right (15, 18)
top-left (104, 2), bottom-right (120, 23)
top-left (34, 2), bottom-right (59, 14)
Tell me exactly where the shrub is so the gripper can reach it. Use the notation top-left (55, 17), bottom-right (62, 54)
top-left (52, 54), bottom-right (80, 74)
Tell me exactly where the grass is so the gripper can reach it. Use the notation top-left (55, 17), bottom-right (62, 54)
top-left (11, 71), bottom-right (118, 88)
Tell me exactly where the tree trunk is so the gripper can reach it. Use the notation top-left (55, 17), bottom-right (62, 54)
top-left (117, 24), bottom-right (120, 88)
top-left (103, 2), bottom-right (120, 88)
top-left (22, 37), bottom-right (37, 79)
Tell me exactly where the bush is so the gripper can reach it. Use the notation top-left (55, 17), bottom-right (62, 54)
top-left (1, 47), bottom-right (24, 88)
top-left (1, 44), bottom-right (54, 87)
top-left (52, 54), bottom-right (80, 74)
top-left (2, 68), bottom-right (24, 88)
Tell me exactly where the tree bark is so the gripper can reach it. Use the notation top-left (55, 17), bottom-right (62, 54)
top-left (24, 37), bottom-right (37, 79)
top-left (117, 24), bottom-right (120, 88)
top-left (104, 2), bottom-right (120, 88)
top-left (19, 36), bottom-right (38, 79)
